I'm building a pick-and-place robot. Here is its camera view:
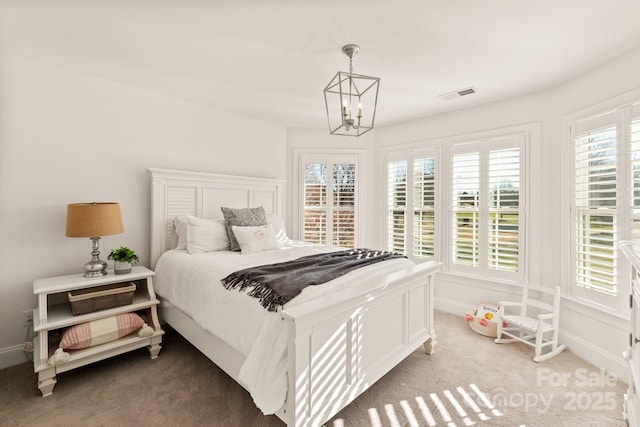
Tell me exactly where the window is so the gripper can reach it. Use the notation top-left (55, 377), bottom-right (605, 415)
top-left (573, 112), bottom-right (617, 296)
top-left (631, 106), bottom-right (640, 239)
top-left (386, 131), bottom-right (529, 281)
top-left (301, 156), bottom-right (358, 247)
top-left (386, 151), bottom-right (437, 259)
top-left (413, 157), bottom-right (437, 258)
top-left (449, 135), bottom-right (525, 281)
top-left (387, 160), bottom-right (407, 253)
top-left (450, 151), bottom-right (480, 267)
top-left (569, 102), bottom-right (640, 309)
top-left (488, 148), bottom-right (521, 272)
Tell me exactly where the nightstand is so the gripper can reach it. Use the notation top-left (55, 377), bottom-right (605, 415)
top-left (32, 266), bottom-right (164, 396)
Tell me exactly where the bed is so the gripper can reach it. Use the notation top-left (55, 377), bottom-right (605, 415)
top-left (149, 168), bottom-right (441, 427)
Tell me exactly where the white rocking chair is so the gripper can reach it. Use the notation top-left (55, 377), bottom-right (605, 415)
top-left (495, 285), bottom-right (566, 362)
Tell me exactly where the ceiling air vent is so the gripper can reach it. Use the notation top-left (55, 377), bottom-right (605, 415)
top-left (439, 86), bottom-right (477, 101)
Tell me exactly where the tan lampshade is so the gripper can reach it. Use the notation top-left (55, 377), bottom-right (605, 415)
top-left (66, 202), bottom-right (124, 238)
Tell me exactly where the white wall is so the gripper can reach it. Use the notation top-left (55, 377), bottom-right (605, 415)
top-left (0, 55), bottom-right (286, 367)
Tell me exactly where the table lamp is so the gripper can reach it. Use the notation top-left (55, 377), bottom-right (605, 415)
top-left (66, 202), bottom-right (124, 277)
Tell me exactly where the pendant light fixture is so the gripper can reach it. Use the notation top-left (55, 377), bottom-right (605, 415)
top-left (323, 44), bottom-right (380, 137)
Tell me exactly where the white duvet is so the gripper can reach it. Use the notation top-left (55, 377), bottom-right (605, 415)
top-left (153, 241), bottom-right (414, 414)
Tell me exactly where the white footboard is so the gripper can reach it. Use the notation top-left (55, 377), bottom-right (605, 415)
top-left (278, 261), bottom-right (440, 427)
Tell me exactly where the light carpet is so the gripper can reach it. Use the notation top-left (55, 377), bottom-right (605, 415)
top-left (0, 311), bottom-right (628, 426)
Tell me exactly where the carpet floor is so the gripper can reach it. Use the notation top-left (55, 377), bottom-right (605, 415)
top-left (0, 311), bottom-right (628, 427)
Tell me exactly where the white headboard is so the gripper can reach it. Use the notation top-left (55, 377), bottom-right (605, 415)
top-left (149, 168), bottom-right (286, 268)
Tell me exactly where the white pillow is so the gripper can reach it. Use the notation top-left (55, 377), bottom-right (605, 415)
top-left (265, 214), bottom-right (289, 245)
top-left (172, 216), bottom-right (189, 250)
top-left (186, 216), bottom-right (229, 254)
top-left (231, 224), bottom-right (282, 254)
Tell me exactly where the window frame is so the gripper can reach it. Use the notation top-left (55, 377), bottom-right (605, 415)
top-left (563, 95), bottom-right (640, 314)
top-left (385, 148), bottom-right (440, 260)
top-left (294, 151), bottom-right (361, 247)
top-left (447, 134), bottom-right (528, 282)
top-left (387, 158), bottom-right (409, 254)
top-left (383, 129), bottom-right (529, 285)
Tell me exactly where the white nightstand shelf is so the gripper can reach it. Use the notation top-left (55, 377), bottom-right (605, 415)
top-left (32, 266), bottom-right (164, 396)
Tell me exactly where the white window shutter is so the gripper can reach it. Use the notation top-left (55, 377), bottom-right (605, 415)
top-left (487, 147), bottom-right (521, 272)
top-left (449, 135), bottom-right (525, 280)
top-left (387, 154), bottom-right (437, 258)
top-left (387, 160), bottom-right (407, 254)
top-left (631, 103), bottom-right (640, 239)
top-left (573, 111), bottom-right (617, 294)
top-left (413, 157), bottom-right (436, 258)
top-left (302, 158), bottom-right (358, 248)
top-left (332, 163), bottom-right (356, 247)
top-left (303, 163), bottom-right (327, 244)
top-left (385, 132), bottom-right (526, 280)
top-left (451, 152), bottom-right (480, 267)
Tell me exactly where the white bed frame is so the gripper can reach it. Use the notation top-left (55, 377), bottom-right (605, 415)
top-left (149, 168), bottom-right (440, 427)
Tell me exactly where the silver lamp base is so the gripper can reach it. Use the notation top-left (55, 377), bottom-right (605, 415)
top-left (83, 237), bottom-right (108, 278)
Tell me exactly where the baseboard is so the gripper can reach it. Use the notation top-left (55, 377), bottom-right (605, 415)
top-left (434, 296), bottom-right (475, 315)
top-left (0, 344), bottom-right (30, 370)
top-left (559, 329), bottom-right (628, 384)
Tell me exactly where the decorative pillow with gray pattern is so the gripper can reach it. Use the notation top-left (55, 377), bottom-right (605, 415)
top-left (221, 206), bottom-right (267, 251)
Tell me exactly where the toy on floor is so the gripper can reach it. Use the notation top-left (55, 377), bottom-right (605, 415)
top-left (464, 302), bottom-right (506, 338)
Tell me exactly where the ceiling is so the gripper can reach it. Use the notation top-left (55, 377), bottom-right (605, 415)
top-left (2, 0), bottom-right (640, 129)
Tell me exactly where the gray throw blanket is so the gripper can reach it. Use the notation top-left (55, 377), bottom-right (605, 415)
top-left (221, 248), bottom-right (405, 311)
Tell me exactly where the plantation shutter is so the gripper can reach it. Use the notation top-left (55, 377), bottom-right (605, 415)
top-left (574, 110), bottom-right (618, 294)
top-left (332, 163), bottom-right (356, 247)
top-left (303, 163), bottom-right (327, 244)
top-left (387, 160), bottom-right (407, 253)
top-left (387, 154), bottom-right (437, 259)
top-left (631, 103), bottom-right (640, 239)
top-left (488, 147), bottom-right (520, 272)
top-left (451, 152), bottom-right (480, 267)
top-left (302, 157), bottom-right (358, 248)
top-left (449, 135), bottom-right (525, 280)
top-left (413, 157), bottom-right (436, 258)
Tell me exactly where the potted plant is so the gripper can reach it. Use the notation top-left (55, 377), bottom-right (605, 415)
top-left (108, 246), bottom-right (139, 274)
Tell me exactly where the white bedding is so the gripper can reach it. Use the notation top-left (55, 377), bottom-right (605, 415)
top-left (153, 241), bottom-right (415, 414)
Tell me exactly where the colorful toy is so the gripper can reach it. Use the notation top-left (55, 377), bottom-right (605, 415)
top-left (464, 302), bottom-right (505, 338)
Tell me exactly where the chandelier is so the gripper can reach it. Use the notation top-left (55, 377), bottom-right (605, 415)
top-left (323, 44), bottom-right (380, 137)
